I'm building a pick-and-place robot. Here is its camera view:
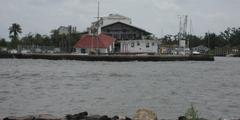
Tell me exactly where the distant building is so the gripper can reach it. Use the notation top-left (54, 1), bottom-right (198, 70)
top-left (97, 14), bottom-right (132, 27)
top-left (120, 40), bottom-right (159, 54)
top-left (192, 45), bottom-right (209, 53)
top-left (74, 34), bottom-right (115, 55)
top-left (83, 13), bottom-right (158, 53)
top-left (58, 25), bottom-right (77, 35)
top-left (159, 45), bottom-right (178, 55)
top-left (101, 22), bottom-right (151, 40)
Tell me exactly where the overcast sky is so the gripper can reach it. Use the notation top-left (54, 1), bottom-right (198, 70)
top-left (0, 0), bottom-right (240, 40)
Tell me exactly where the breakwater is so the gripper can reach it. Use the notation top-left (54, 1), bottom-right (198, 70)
top-left (0, 53), bottom-right (214, 61)
top-left (2, 110), bottom-right (240, 120)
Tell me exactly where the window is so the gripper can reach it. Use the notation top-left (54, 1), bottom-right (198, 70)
top-left (137, 42), bottom-right (140, 46)
top-left (131, 42), bottom-right (135, 47)
top-left (146, 43), bottom-right (150, 48)
top-left (81, 49), bottom-right (86, 53)
top-left (152, 42), bottom-right (155, 46)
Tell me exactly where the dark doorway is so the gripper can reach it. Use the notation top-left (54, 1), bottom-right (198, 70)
top-left (114, 42), bottom-right (121, 53)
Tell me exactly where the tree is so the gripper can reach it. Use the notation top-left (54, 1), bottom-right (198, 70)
top-left (220, 27), bottom-right (240, 47)
top-left (187, 35), bottom-right (202, 48)
top-left (50, 29), bottom-right (61, 47)
top-left (0, 38), bottom-right (7, 47)
top-left (229, 27), bottom-right (240, 47)
top-left (202, 32), bottom-right (228, 49)
top-left (9, 23), bottom-right (22, 48)
top-left (50, 28), bottom-right (83, 52)
top-left (161, 34), bottom-right (178, 45)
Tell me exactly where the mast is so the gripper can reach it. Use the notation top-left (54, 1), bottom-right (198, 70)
top-left (189, 18), bottom-right (193, 48)
top-left (178, 15), bottom-right (182, 48)
top-left (96, 0), bottom-right (100, 55)
top-left (98, 0), bottom-right (100, 21)
top-left (183, 15), bottom-right (188, 48)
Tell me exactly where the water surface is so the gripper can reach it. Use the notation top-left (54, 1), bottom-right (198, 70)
top-left (0, 57), bottom-right (240, 119)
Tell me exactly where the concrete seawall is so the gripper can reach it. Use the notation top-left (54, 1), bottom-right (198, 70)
top-left (0, 53), bottom-right (214, 61)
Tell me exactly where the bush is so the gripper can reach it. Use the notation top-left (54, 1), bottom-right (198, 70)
top-left (185, 104), bottom-right (199, 120)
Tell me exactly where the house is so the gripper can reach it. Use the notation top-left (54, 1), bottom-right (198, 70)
top-left (74, 34), bottom-right (115, 55)
top-left (95, 14), bottom-right (132, 27)
top-left (84, 13), bottom-right (158, 53)
top-left (101, 22), bottom-right (152, 40)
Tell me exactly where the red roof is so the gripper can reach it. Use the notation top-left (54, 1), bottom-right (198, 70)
top-left (74, 34), bottom-right (115, 48)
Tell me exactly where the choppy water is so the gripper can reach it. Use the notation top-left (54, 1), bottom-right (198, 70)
top-left (0, 57), bottom-right (240, 119)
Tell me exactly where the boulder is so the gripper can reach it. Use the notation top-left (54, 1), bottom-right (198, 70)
top-left (198, 118), bottom-right (208, 120)
top-left (86, 115), bottom-right (101, 120)
top-left (99, 115), bottom-right (111, 120)
top-left (133, 108), bottom-right (157, 120)
top-left (35, 114), bottom-right (62, 120)
top-left (65, 112), bottom-right (88, 120)
top-left (178, 116), bottom-right (187, 120)
top-left (112, 115), bottom-right (131, 120)
top-left (3, 115), bottom-right (35, 120)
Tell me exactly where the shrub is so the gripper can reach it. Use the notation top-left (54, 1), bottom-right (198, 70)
top-left (185, 104), bottom-right (199, 120)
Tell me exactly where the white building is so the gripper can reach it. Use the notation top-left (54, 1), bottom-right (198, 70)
top-left (99, 14), bottom-right (132, 26)
top-left (84, 13), bottom-right (160, 54)
top-left (58, 25), bottom-right (77, 35)
top-left (120, 40), bottom-right (160, 54)
top-left (89, 14), bottom-right (132, 35)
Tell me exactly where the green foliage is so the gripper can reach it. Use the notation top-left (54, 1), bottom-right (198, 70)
top-left (162, 34), bottom-right (178, 45)
top-left (0, 38), bottom-right (7, 47)
top-left (49, 29), bottom-right (83, 52)
top-left (9, 23), bottom-right (22, 48)
top-left (162, 27), bottom-right (240, 50)
top-left (185, 104), bottom-right (199, 120)
top-left (188, 35), bottom-right (202, 48)
top-left (19, 28), bottom-right (84, 52)
top-left (21, 33), bottom-right (52, 46)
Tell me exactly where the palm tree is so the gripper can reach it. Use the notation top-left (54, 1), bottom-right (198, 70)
top-left (9, 23), bottom-right (22, 48)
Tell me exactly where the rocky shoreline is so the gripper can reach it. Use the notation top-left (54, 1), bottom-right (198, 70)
top-left (1, 109), bottom-right (239, 120)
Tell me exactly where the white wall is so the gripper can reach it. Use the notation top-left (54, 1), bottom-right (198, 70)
top-left (102, 18), bottom-right (131, 26)
top-left (120, 40), bottom-right (159, 53)
top-left (101, 14), bottom-right (132, 27)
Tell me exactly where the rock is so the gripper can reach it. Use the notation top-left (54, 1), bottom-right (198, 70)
top-left (197, 118), bottom-right (208, 120)
top-left (99, 115), bottom-right (111, 120)
top-left (118, 115), bottom-right (126, 120)
top-left (112, 115), bottom-right (131, 120)
top-left (178, 116), bottom-right (187, 120)
top-left (3, 115), bottom-right (35, 120)
top-left (86, 115), bottom-right (101, 120)
top-left (65, 112), bottom-right (88, 120)
top-left (112, 116), bottom-right (119, 120)
top-left (133, 108), bottom-right (157, 120)
top-left (35, 114), bottom-right (62, 120)
top-left (218, 118), bottom-right (240, 120)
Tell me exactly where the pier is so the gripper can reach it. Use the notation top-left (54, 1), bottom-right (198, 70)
top-left (0, 53), bottom-right (214, 61)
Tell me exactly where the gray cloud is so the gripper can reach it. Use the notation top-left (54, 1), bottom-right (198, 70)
top-left (1, 0), bottom-right (239, 40)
